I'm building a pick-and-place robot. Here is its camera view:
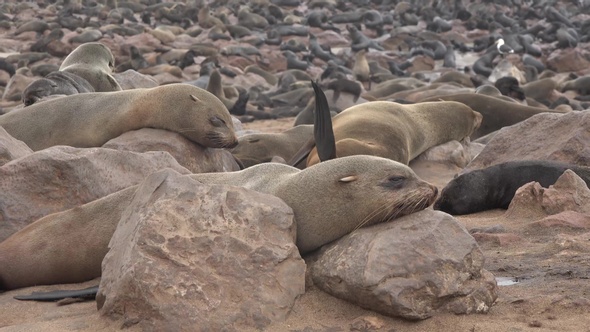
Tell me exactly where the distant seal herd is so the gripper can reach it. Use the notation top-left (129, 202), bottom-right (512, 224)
top-left (0, 0), bottom-right (589, 300)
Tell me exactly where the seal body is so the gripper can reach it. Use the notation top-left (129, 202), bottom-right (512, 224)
top-left (306, 101), bottom-right (482, 166)
top-left (0, 84), bottom-right (238, 151)
top-left (231, 125), bottom-right (313, 169)
top-left (434, 160), bottom-right (590, 215)
top-left (0, 155), bottom-right (438, 289)
top-left (59, 42), bottom-right (121, 92)
top-left (22, 71), bottom-right (95, 106)
top-left (422, 93), bottom-right (566, 139)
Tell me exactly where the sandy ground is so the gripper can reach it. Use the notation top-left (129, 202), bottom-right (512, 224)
top-left (1, 117), bottom-right (590, 331)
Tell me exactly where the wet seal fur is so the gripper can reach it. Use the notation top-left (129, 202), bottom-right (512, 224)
top-left (0, 84), bottom-right (238, 151)
top-left (434, 160), bottom-right (590, 215)
top-left (59, 42), bottom-right (121, 92)
top-left (0, 155), bottom-right (438, 290)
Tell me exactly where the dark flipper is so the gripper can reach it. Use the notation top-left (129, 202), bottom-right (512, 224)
top-left (311, 80), bottom-right (336, 162)
top-left (13, 285), bottom-right (99, 302)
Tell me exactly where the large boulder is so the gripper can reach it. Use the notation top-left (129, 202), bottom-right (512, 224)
top-left (466, 111), bottom-right (590, 171)
top-left (308, 209), bottom-right (497, 320)
top-left (97, 169), bottom-right (306, 331)
top-left (0, 146), bottom-right (190, 241)
top-left (103, 128), bottom-right (240, 173)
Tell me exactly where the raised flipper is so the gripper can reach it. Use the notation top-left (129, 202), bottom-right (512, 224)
top-left (288, 81), bottom-right (336, 166)
top-left (13, 285), bottom-right (99, 302)
top-left (311, 80), bottom-right (336, 162)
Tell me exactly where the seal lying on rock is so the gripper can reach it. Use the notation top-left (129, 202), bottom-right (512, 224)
top-left (0, 155), bottom-right (438, 290)
top-left (0, 83), bottom-right (238, 151)
top-left (434, 160), bottom-right (590, 215)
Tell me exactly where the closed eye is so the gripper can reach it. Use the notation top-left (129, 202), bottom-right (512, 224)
top-left (380, 176), bottom-right (407, 189)
top-left (209, 116), bottom-right (226, 127)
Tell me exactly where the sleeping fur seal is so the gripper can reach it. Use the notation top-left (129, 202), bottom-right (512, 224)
top-left (0, 84), bottom-right (238, 151)
top-left (0, 155), bottom-right (438, 290)
top-left (421, 93), bottom-right (567, 139)
top-left (301, 100), bottom-right (483, 167)
top-left (434, 160), bottom-right (590, 215)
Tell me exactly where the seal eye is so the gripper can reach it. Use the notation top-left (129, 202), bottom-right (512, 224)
top-left (247, 138), bottom-right (260, 143)
top-left (381, 176), bottom-right (406, 189)
top-left (209, 116), bottom-right (226, 127)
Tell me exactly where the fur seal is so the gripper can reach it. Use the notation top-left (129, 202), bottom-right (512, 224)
top-left (232, 125), bottom-right (313, 169)
top-left (21, 71), bottom-right (95, 106)
top-left (0, 84), bottom-right (238, 151)
top-left (353, 49), bottom-right (371, 89)
top-left (421, 93), bottom-right (567, 139)
top-left (59, 42), bottom-right (121, 92)
top-left (0, 155), bottom-right (438, 290)
top-left (300, 99), bottom-right (482, 167)
top-left (434, 160), bottom-right (590, 215)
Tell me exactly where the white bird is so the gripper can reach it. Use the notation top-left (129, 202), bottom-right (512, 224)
top-left (496, 38), bottom-right (514, 56)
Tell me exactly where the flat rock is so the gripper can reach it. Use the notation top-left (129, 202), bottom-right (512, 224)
top-left (466, 110), bottom-right (590, 171)
top-left (308, 209), bottom-right (497, 320)
top-left (97, 169), bottom-right (305, 331)
top-left (0, 146), bottom-right (190, 242)
top-left (102, 128), bottom-right (240, 173)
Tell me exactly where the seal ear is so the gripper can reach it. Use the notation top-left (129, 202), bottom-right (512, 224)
top-left (190, 94), bottom-right (200, 102)
top-left (339, 175), bottom-right (358, 183)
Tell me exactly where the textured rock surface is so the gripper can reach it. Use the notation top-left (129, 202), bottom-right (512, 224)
top-left (506, 169), bottom-right (590, 220)
top-left (308, 209), bottom-right (497, 320)
top-left (0, 125), bottom-right (32, 166)
top-left (97, 169), bottom-right (305, 331)
top-left (466, 111), bottom-right (590, 171)
top-left (0, 146), bottom-right (189, 242)
top-left (414, 140), bottom-right (484, 168)
top-left (103, 128), bottom-right (240, 173)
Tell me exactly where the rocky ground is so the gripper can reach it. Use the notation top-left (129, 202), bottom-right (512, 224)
top-left (1, 118), bottom-right (589, 332)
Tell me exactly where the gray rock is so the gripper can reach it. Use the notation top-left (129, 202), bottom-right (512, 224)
top-left (308, 209), bottom-right (497, 320)
top-left (97, 169), bottom-right (305, 331)
top-left (0, 126), bottom-right (32, 166)
top-left (0, 146), bottom-right (190, 242)
top-left (103, 128), bottom-right (240, 173)
top-left (466, 111), bottom-right (590, 171)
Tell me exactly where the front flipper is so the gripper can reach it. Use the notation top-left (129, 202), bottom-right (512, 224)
top-left (14, 285), bottom-right (99, 302)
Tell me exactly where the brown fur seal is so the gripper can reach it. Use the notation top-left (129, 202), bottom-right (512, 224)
top-left (353, 49), bottom-right (371, 88)
top-left (0, 84), bottom-right (238, 151)
top-left (231, 125), bottom-right (313, 169)
top-left (304, 101), bottom-right (482, 167)
top-left (59, 42), bottom-right (121, 92)
top-left (0, 155), bottom-right (438, 289)
top-left (421, 93), bottom-right (567, 139)
top-left (21, 71), bottom-right (95, 106)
